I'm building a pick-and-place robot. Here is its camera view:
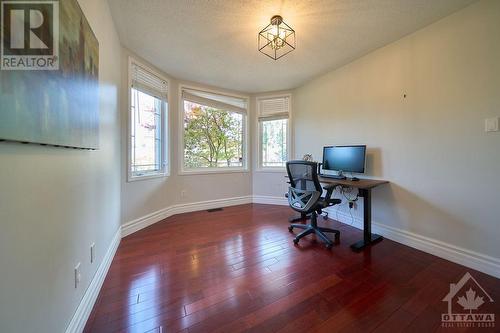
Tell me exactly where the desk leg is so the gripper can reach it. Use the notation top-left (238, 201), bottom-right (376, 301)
top-left (350, 188), bottom-right (383, 251)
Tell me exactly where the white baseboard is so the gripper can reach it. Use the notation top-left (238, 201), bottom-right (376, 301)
top-left (121, 205), bottom-right (175, 238)
top-left (325, 207), bottom-right (500, 279)
top-left (65, 228), bottom-right (121, 333)
top-left (121, 195), bottom-right (253, 237)
top-left (171, 195), bottom-right (252, 214)
top-left (252, 195), bottom-right (288, 206)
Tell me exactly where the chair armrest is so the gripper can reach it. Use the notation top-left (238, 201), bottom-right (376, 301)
top-left (322, 184), bottom-right (341, 206)
top-left (322, 184), bottom-right (336, 200)
top-left (326, 198), bottom-right (342, 206)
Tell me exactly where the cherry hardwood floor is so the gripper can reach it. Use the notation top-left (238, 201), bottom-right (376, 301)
top-left (84, 204), bottom-right (500, 333)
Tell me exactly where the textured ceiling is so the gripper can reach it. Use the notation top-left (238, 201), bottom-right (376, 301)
top-left (107, 0), bottom-right (476, 93)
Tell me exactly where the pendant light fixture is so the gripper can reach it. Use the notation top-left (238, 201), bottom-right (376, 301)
top-left (258, 15), bottom-right (296, 60)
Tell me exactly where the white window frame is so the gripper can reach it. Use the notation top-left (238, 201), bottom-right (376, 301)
top-left (256, 94), bottom-right (292, 172)
top-left (127, 57), bottom-right (170, 182)
top-left (178, 84), bottom-right (249, 175)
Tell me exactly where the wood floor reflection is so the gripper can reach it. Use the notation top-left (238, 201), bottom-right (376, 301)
top-left (84, 204), bottom-right (500, 333)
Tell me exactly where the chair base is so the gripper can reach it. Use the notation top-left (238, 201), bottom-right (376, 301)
top-left (288, 213), bottom-right (340, 249)
top-left (288, 212), bottom-right (329, 223)
top-left (288, 213), bottom-right (310, 223)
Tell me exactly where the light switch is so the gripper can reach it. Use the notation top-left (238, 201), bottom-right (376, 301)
top-left (485, 117), bottom-right (499, 132)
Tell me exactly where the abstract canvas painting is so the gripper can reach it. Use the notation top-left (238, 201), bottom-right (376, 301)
top-left (0, 0), bottom-right (99, 149)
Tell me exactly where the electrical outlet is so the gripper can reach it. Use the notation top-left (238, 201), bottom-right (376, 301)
top-left (90, 243), bottom-right (95, 263)
top-left (74, 263), bottom-right (81, 289)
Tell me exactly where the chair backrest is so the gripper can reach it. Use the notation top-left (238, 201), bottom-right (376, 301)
top-left (286, 160), bottom-right (322, 213)
top-left (286, 160), bottom-right (322, 192)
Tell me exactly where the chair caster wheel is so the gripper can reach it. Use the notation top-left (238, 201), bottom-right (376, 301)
top-left (293, 238), bottom-right (299, 245)
top-left (288, 226), bottom-right (293, 232)
top-left (326, 244), bottom-right (333, 250)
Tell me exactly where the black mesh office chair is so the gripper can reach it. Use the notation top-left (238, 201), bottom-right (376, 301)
top-left (286, 160), bottom-right (342, 249)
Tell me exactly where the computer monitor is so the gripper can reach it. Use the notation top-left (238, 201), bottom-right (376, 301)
top-left (322, 145), bottom-right (366, 174)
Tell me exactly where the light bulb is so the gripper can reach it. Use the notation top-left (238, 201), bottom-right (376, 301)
top-left (268, 25), bottom-right (286, 50)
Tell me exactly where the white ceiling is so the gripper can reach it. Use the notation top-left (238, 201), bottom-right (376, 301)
top-left (107, 0), bottom-right (476, 93)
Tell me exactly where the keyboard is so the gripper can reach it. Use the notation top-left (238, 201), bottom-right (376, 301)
top-left (319, 174), bottom-right (347, 180)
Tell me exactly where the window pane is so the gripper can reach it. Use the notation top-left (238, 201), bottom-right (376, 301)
top-left (261, 119), bottom-right (287, 167)
top-left (184, 101), bottom-right (243, 169)
top-left (131, 88), bottom-right (163, 175)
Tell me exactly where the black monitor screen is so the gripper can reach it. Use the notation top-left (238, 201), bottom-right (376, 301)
top-left (322, 145), bottom-right (366, 173)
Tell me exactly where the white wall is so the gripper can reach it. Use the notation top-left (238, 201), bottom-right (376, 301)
top-left (120, 50), bottom-right (252, 225)
top-left (293, 0), bottom-right (500, 260)
top-left (0, 0), bottom-right (122, 332)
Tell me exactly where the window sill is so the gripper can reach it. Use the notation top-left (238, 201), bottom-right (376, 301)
top-left (255, 168), bottom-right (286, 173)
top-left (179, 168), bottom-right (249, 176)
top-left (127, 172), bottom-right (169, 182)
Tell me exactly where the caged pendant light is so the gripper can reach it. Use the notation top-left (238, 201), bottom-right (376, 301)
top-left (258, 15), bottom-right (296, 60)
